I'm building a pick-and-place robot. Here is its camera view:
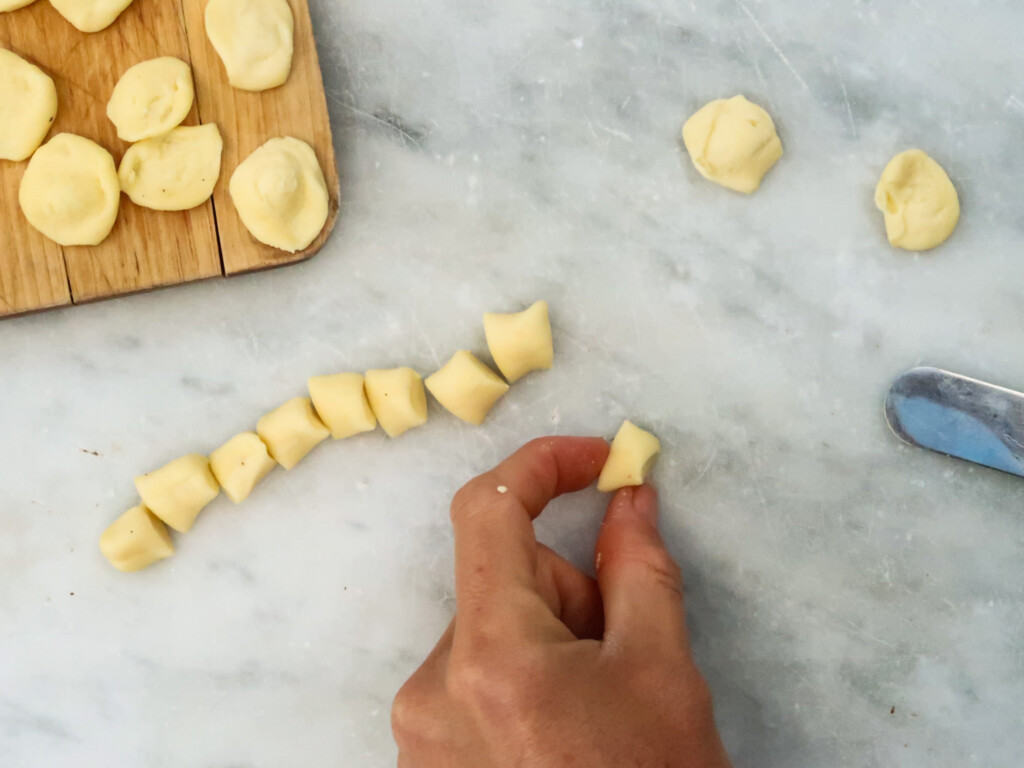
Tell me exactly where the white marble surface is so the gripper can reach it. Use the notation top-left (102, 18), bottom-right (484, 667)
top-left (3, 1), bottom-right (1024, 765)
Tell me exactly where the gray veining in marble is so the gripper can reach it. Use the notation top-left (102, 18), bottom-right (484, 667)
top-left (3, 1), bottom-right (1024, 766)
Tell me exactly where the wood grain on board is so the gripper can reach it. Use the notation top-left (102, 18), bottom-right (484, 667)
top-left (0, 0), bottom-right (337, 317)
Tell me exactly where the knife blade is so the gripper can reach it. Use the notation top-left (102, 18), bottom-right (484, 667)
top-left (884, 366), bottom-right (1024, 476)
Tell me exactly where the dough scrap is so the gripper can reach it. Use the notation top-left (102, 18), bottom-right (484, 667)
top-left (874, 149), bottom-right (959, 251)
top-left (210, 431), bottom-right (276, 503)
top-left (106, 57), bottom-right (194, 142)
top-left (483, 300), bottom-right (553, 383)
top-left (0, 48), bottom-right (57, 161)
top-left (308, 373), bottom-right (377, 440)
top-left (49, 0), bottom-right (135, 32)
top-left (205, 0), bottom-right (293, 91)
top-left (682, 95), bottom-right (782, 194)
top-left (256, 397), bottom-right (329, 470)
top-left (597, 420), bottom-right (661, 493)
top-left (229, 136), bottom-right (328, 252)
top-left (135, 454), bottom-right (220, 533)
top-left (1, 0), bottom-right (39, 11)
top-left (425, 350), bottom-right (509, 426)
top-left (19, 133), bottom-right (120, 246)
top-left (118, 124), bottom-right (222, 211)
top-left (99, 504), bottom-right (174, 572)
top-left (364, 368), bottom-right (428, 438)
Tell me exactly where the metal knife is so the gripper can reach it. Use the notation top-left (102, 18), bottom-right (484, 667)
top-left (884, 366), bottom-right (1024, 476)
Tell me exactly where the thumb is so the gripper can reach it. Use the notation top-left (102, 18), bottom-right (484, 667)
top-left (595, 485), bottom-right (689, 654)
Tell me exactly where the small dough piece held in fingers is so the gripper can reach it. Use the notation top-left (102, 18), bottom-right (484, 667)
top-left (256, 397), bottom-right (329, 470)
top-left (426, 350), bottom-right (509, 426)
top-left (0, 49), bottom-right (57, 161)
top-left (364, 367), bottom-right (428, 438)
top-left (99, 504), bottom-right (175, 572)
top-left (483, 300), bottom-right (553, 383)
top-left (308, 373), bottom-right (377, 440)
top-left (118, 124), bottom-right (222, 211)
top-left (135, 454), bottom-right (220, 533)
top-left (229, 137), bottom-right (329, 252)
top-left (106, 57), bottom-right (194, 142)
top-left (205, 0), bottom-right (293, 91)
top-left (50, 0), bottom-right (135, 32)
top-left (682, 94), bottom-right (782, 194)
top-left (209, 431), bottom-right (277, 503)
top-left (874, 149), bottom-right (959, 251)
top-left (597, 420), bottom-right (661, 493)
top-left (19, 133), bottom-right (119, 246)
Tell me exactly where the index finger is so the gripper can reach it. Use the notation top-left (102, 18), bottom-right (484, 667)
top-left (450, 437), bottom-right (609, 625)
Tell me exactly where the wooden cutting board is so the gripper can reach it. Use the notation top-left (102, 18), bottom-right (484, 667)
top-left (0, 0), bottom-right (339, 318)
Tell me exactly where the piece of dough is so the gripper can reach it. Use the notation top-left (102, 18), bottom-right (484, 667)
top-left (682, 95), bottom-right (782, 194)
top-left (308, 373), bottom-right (377, 439)
top-left (0, 49), bottom-right (57, 161)
top-left (118, 124), bottom-right (222, 211)
top-left (209, 431), bottom-right (277, 503)
top-left (99, 504), bottom-right (175, 572)
top-left (49, 0), bottom-right (135, 32)
top-left (106, 57), bottom-right (194, 142)
top-left (483, 300), bottom-right (553, 383)
top-left (874, 149), bottom-right (959, 251)
top-left (135, 454), bottom-right (220, 533)
top-left (597, 420), bottom-right (661, 493)
top-left (256, 397), bottom-right (329, 470)
top-left (19, 133), bottom-right (120, 246)
top-left (229, 137), bottom-right (328, 252)
top-left (205, 0), bottom-right (293, 91)
top-left (1, 0), bottom-right (39, 11)
top-left (425, 351), bottom-right (509, 426)
top-left (364, 367), bottom-right (428, 438)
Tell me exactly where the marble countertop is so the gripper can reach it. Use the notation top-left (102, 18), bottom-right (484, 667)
top-left (4, 1), bottom-right (1024, 766)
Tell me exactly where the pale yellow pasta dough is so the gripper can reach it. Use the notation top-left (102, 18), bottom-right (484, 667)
top-left (19, 133), bottom-right (120, 246)
top-left (0, 49), bottom-right (57, 161)
top-left (49, 0), bottom-right (135, 32)
top-left (99, 504), bottom-right (174, 572)
top-left (205, 0), bottom-right (293, 91)
top-left (256, 397), bottom-right (329, 470)
top-left (308, 373), bottom-right (377, 440)
top-left (483, 300), bottom-right (553, 383)
top-left (682, 95), bottom-right (782, 194)
top-left (229, 137), bottom-right (328, 252)
top-left (106, 57), bottom-right (194, 142)
top-left (1, 0), bottom-right (39, 11)
top-left (135, 454), bottom-right (220, 533)
top-left (597, 420), bottom-right (661, 493)
top-left (118, 124), bottom-right (222, 211)
top-left (874, 149), bottom-right (959, 251)
top-left (364, 368), bottom-right (428, 438)
top-left (209, 431), bottom-right (277, 503)
top-left (425, 351), bottom-right (509, 426)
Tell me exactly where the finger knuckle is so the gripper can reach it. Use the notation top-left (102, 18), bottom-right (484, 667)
top-left (641, 548), bottom-right (683, 596)
top-left (390, 681), bottom-right (423, 740)
top-left (447, 652), bottom-right (541, 715)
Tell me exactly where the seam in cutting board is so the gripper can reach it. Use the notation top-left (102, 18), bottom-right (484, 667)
top-left (174, 0), bottom-right (227, 278)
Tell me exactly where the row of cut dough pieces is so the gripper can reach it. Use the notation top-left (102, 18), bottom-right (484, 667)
top-left (1, 0), bottom-right (295, 92)
top-left (680, 94), bottom-right (960, 252)
top-left (99, 300), bottom-right (663, 571)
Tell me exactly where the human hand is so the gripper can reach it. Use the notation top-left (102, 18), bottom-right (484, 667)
top-left (391, 437), bottom-right (732, 767)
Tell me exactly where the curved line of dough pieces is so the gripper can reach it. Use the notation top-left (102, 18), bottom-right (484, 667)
top-left (205, 0), bottom-right (294, 91)
top-left (0, 48), bottom-right (57, 161)
top-left (119, 124), bottom-right (223, 211)
top-left (19, 132), bottom-right (120, 246)
top-left (874, 149), bottom-right (959, 252)
top-left (0, 0), bottom-right (38, 12)
top-left (681, 94), bottom-right (782, 194)
top-left (229, 136), bottom-right (329, 253)
top-left (106, 57), bottom-right (195, 142)
top-left (49, 0), bottom-right (135, 32)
